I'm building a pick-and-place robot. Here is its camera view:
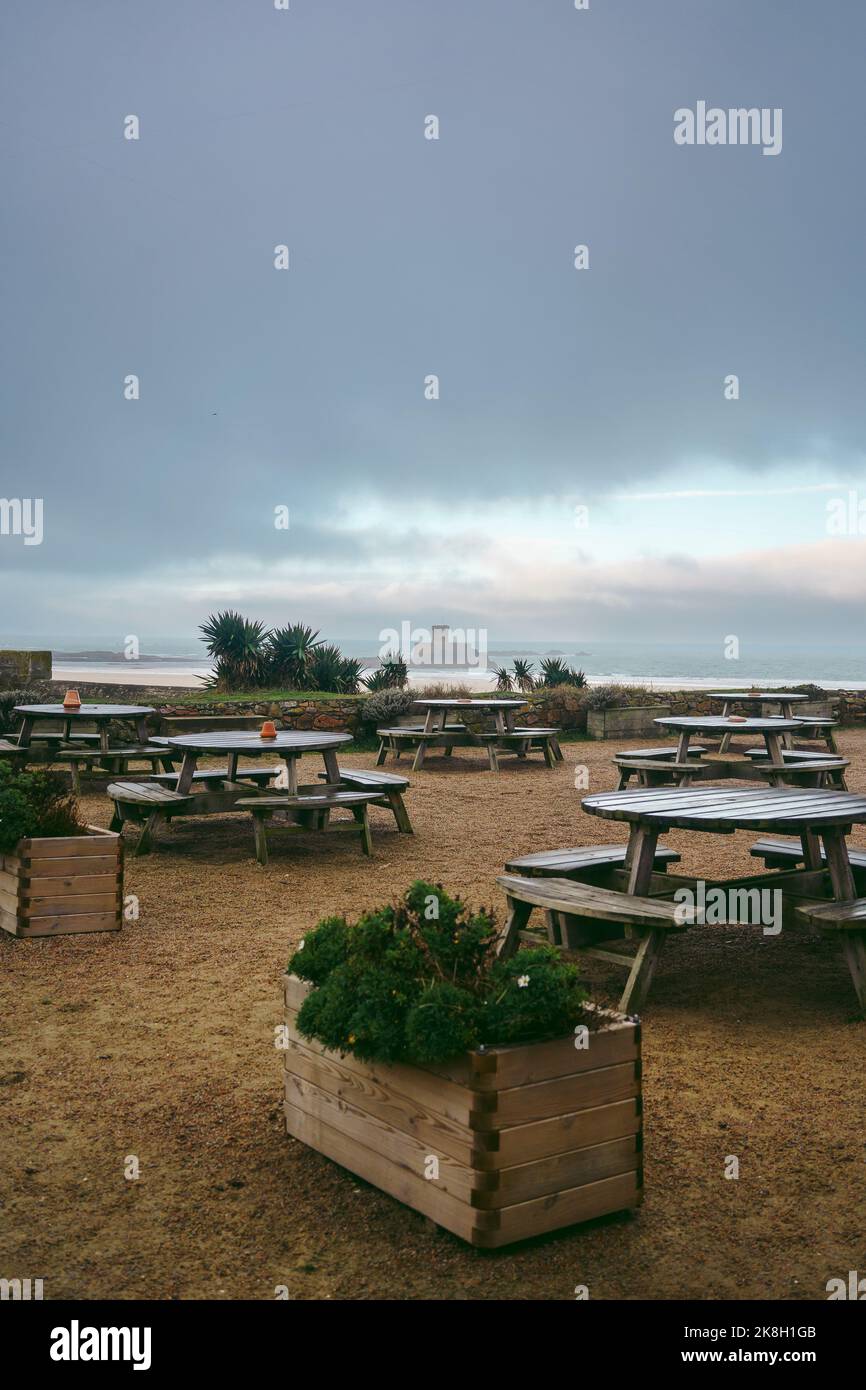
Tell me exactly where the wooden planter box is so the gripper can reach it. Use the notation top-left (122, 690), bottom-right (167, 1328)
top-left (283, 975), bottom-right (642, 1248)
top-left (586, 704), bottom-right (670, 740)
top-left (0, 826), bottom-right (123, 938)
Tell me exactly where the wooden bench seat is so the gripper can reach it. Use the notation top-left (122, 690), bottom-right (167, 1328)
top-left (792, 718), bottom-right (839, 753)
top-left (477, 730), bottom-right (559, 771)
top-left (235, 791), bottom-right (382, 865)
top-left (317, 768), bottom-right (413, 833)
top-left (613, 756), bottom-right (715, 789)
top-left (749, 838), bottom-right (866, 872)
top-left (56, 745), bottom-right (174, 791)
top-left (504, 843), bottom-right (681, 878)
top-left (2, 729), bottom-right (102, 746)
top-left (795, 899), bottom-right (866, 1009)
top-left (151, 766), bottom-right (283, 789)
top-left (496, 874), bottom-right (695, 1013)
top-left (618, 745), bottom-right (707, 760)
top-left (747, 757), bottom-right (849, 789)
top-left (107, 780), bottom-right (195, 855)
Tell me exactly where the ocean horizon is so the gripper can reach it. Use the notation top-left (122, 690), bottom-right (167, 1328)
top-left (5, 635), bottom-right (862, 690)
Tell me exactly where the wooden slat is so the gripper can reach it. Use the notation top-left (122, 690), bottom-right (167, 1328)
top-left (496, 874), bottom-right (692, 928)
top-left (480, 1171), bottom-right (641, 1247)
top-left (285, 1071), bottom-right (480, 1203)
top-left (284, 1102), bottom-right (488, 1244)
top-left (24, 873), bottom-right (118, 897)
top-left (797, 899), bottom-right (866, 928)
top-left (476, 1135), bottom-right (640, 1209)
top-left (12, 911), bottom-right (121, 937)
top-left (489, 1097), bottom-right (642, 1169)
top-left (475, 1062), bottom-right (640, 1130)
top-left (18, 830), bottom-right (119, 857)
top-left (16, 855), bottom-right (119, 878)
top-left (23, 892), bottom-right (120, 919)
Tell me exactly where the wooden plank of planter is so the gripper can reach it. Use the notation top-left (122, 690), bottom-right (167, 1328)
top-left (24, 873), bottom-right (118, 897)
top-left (470, 1015), bottom-right (638, 1090)
top-left (474, 1134), bottom-right (640, 1209)
top-left (14, 854), bottom-right (120, 877)
top-left (9, 911), bottom-right (121, 937)
top-left (471, 1061), bottom-right (640, 1130)
top-left (21, 892), bottom-right (120, 919)
top-left (489, 1097), bottom-right (642, 1169)
top-left (478, 1171), bottom-right (642, 1248)
top-left (16, 831), bottom-right (118, 858)
top-left (285, 1033), bottom-right (479, 1164)
top-left (285, 1071), bottom-right (484, 1204)
top-left (284, 1102), bottom-right (490, 1245)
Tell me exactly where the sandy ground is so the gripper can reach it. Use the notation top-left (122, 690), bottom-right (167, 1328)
top-left (2, 732), bottom-right (865, 1302)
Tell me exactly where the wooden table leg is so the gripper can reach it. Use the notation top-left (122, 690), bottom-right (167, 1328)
top-left (821, 829), bottom-right (856, 900)
top-left (423, 709), bottom-right (437, 733)
top-left (780, 701), bottom-right (794, 749)
top-left (619, 929), bottom-right (665, 1015)
top-left (718, 702), bottom-right (732, 753)
top-left (764, 732), bottom-right (784, 784)
top-left (322, 749), bottom-right (340, 784)
top-left (676, 731), bottom-right (691, 763)
top-left (17, 716), bottom-right (34, 748)
top-left (625, 824), bottom-right (659, 896)
top-left (175, 753), bottom-right (198, 795)
top-left (820, 828), bottom-right (865, 1007)
top-left (99, 724), bottom-right (111, 756)
top-left (135, 716), bottom-right (150, 743)
top-left (282, 756), bottom-right (299, 795)
top-left (800, 830), bottom-right (823, 870)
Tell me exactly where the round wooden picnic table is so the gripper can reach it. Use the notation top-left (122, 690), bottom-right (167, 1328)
top-left (655, 714), bottom-right (801, 769)
top-left (583, 786), bottom-right (866, 896)
top-left (582, 786), bottom-right (866, 1009)
top-left (706, 692), bottom-right (808, 751)
top-left (415, 698), bottom-right (526, 734)
top-left (160, 729), bottom-right (352, 796)
top-left (14, 702), bottom-right (154, 754)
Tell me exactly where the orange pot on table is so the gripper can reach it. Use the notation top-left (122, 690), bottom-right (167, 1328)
top-left (260, 720), bottom-right (277, 739)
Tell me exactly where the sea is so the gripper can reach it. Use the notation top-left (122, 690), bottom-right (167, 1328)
top-left (5, 635), bottom-right (864, 691)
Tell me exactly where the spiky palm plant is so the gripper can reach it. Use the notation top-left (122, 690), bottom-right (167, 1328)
top-left (307, 643), bottom-right (348, 692)
top-left (539, 656), bottom-right (571, 687)
top-left (336, 657), bottom-right (364, 694)
top-left (199, 611), bottom-right (270, 690)
top-left (512, 658), bottom-right (535, 692)
top-left (267, 623), bottom-right (322, 689)
top-left (363, 655), bottom-right (408, 691)
top-left (491, 663), bottom-right (513, 692)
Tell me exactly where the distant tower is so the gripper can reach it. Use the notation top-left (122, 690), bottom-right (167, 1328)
top-left (431, 625), bottom-right (450, 664)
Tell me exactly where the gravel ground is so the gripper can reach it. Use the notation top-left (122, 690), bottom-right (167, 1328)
top-left (1, 732), bottom-right (865, 1301)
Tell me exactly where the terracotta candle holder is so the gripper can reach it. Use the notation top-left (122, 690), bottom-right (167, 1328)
top-left (260, 720), bottom-right (277, 739)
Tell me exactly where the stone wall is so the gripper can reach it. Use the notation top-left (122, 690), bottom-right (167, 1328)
top-left (0, 650), bottom-right (51, 689)
top-left (12, 679), bottom-right (866, 733)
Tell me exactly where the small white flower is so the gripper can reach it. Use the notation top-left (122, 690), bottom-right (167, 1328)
top-left (517, 974), bottom-right (530, 988)
top-left (298, 939), bottom-right (305, 949)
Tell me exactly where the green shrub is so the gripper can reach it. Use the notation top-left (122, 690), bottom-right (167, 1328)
top-left (288, 883), bottom-right (596, 1065)
top-left (0, 765), bottom-right (83, 854)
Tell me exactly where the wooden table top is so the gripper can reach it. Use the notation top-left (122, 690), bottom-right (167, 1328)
top-left (414, 698), bottom-right (526, 709)
top-left (14, 703), bottom-right (154, 719)
top-left (160, 730), bottom-right (352, 755)
top-left (706, 691), bottom-right (809, 703)
top-left (583, 787), bottom-right (866, 832)
top-left (655, 715), bottom-right (802, 733)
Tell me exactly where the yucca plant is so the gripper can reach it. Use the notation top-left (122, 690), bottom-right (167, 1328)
top-left (511, 658), bottom-right (535, 692)
top-left (362, 655), bottom-right (408, 691)
top-left (491, 663), bottom-right (513, 692)
top-left (539, 656), bottom-right (571, 687)
top-left (267, 623), bottom-right (322, 689)
top-left (336, 657), bottom-right (364, 694)
top-left (307, 643), bottom-right (348, 692)
top-left (199, 611), bottom-right (270, 690)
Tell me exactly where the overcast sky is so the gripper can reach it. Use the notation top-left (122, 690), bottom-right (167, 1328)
top-left (1, 0), bottom-right (864, 648)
